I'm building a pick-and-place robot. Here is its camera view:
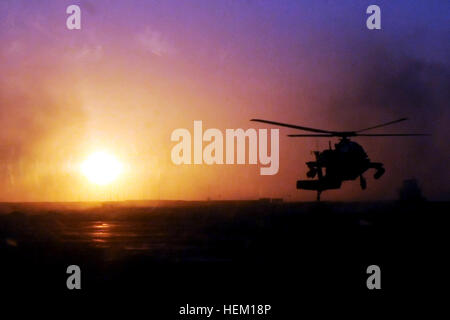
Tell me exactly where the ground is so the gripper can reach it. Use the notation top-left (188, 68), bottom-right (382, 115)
top-left (0, 200), bottom-right (447, 315)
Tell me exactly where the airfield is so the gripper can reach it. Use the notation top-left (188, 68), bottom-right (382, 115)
top-left (0, 200), bottom-right (447, 313)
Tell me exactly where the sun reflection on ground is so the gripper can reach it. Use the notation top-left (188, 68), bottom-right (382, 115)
top-left (90, 222), bottom-right (112, 243)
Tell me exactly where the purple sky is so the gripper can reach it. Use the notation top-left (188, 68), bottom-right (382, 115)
top-left (0, 0), bottom-right (448, 201)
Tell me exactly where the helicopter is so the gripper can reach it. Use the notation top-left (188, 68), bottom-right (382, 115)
top-left (251, 118), bottom-right (429, 201)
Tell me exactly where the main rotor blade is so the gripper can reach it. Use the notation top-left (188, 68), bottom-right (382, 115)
top-left (287, 134), bottom-right (335, 137)
top-left (356, 118), bottom-right (408, 133)
top-left (251, 119), bottom-right (333, 134)
top-left (356, 133), bottom-right (430, 136)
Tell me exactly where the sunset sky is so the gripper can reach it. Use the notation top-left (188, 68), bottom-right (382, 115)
top-left (0, 0), bottom-right (448, 201)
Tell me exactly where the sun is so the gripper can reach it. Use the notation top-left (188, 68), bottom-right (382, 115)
top-left (81, 151), bottom-right (123, 185)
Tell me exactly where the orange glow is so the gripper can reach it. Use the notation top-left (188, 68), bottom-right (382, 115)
top-left (81, 152), bottom-right (123, 185)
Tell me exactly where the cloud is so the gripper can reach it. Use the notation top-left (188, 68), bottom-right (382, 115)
top-left (324, 48), bottom-right (450, 199)
top-left (69, 44), bottom-right (104, 61)
top-left (136, 27), bottom-right (174, 56)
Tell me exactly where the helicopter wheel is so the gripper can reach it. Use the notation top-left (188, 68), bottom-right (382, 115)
top-left (360, 175), bottom-right (367, 190)
top-left (374, 167), bottom-right (385, 179)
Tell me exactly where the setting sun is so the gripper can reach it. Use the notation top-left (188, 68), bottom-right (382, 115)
top-left (81, 151), bottom-right (123, 185)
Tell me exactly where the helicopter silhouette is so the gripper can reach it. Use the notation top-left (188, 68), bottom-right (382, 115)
top-left (251, 118), bottom-right (429, 201)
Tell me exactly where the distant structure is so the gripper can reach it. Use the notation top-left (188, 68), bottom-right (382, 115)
top-left (398, 179), bottom-right (426, 201)
top-left (271, 198), bottom-right (283, 204)
top-left (258, 198), bottom-right (283, 204)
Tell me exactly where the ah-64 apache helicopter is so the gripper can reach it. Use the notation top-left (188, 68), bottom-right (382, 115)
top-left (251, 118), bottom-right (429, 201)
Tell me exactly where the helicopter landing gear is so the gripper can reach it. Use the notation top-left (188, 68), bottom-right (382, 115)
top-left (369, 162), bottom-right (385, 179)
top-left (360, 175), bottom-right (367, 190)
top-left (374, 167), bottom-right (385, 179)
